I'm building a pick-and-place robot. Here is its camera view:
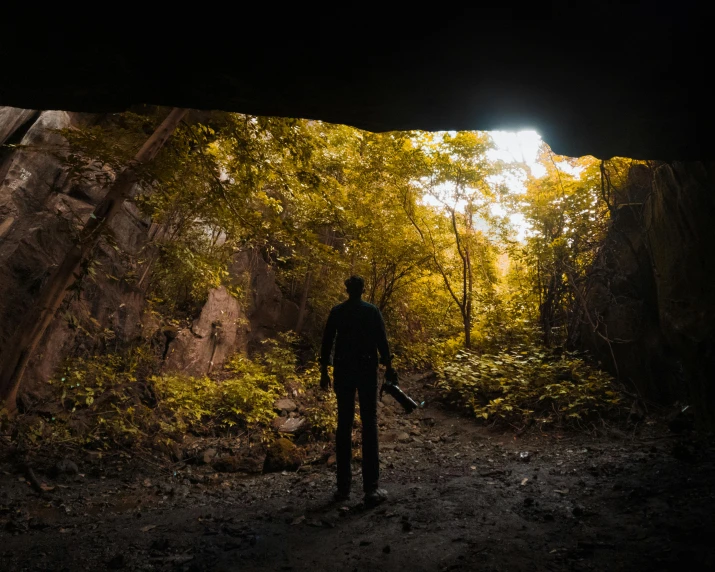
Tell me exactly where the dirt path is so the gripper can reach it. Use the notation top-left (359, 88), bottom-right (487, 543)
top-left (2, 374), bottom-right (714, 571)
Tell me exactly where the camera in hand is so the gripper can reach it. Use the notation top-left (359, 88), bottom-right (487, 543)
top-left (380, 368), bottom-right (422, 413)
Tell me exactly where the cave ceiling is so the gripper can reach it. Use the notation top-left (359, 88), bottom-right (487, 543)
top-left (1, 4), bottom-right (710, 160)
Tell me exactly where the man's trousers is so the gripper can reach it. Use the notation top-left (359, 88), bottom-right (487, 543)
top-left (333, 368), bottom-right (379, 494)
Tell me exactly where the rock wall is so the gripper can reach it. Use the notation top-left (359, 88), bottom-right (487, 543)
top-left (229, 249), bottom-right (300, 342)
top-left (582, 162), bottom-right (715, 424)
top-left (161, 251), bottom-right (303, 375)
top-left (0, 107), bottom-right (153, 401)
top-left (0, 107), bottom-right (298, 401)
top-left (164, 286), bottom-right (249, 376)
top-left (646, 163), bottom-right (715, 421)
top-left (0, 108), bottom-right (38, 154)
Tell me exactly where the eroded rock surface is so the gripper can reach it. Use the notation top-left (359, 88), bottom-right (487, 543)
top-left (230, 249), bottom-right (301, 341)
top-left (0, 108), bottom-right (300, 399)
top-left (0, 108), bottom-right (153, 400)
top-left (582, 162), bottom-right (715, 424)
top-left (164, 286), bottom-right (249, 376)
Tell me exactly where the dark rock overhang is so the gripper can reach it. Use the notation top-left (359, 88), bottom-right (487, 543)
top-left (1, 4), bottom-right (710, 160)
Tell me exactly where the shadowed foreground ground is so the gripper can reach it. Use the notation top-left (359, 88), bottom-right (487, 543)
top-left (2, 376), bottom-right (714, 571)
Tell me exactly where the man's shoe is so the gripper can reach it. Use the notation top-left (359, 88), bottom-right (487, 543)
top-left (333, 489), bottom-right (350, 502)
top-left (364, 488), bottom-right (388, 506)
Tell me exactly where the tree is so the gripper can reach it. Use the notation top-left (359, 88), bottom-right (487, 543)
top-left (512, 146), bottom-right (611, 346)
top-left (405, 131), bottom-right (499, 348)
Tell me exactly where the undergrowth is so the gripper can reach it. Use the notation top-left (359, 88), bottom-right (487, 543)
top-left (9, 319), bottom-right (624, 457)
top-left (12, 333), bottom-right (337, 453)
top-left (436, 344), bottom-right (624, 430)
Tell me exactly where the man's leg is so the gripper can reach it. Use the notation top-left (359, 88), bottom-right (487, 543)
top-left (357, 378), bottom-right (379, 493)
top-left (334, 381), bottom-right (356, 495)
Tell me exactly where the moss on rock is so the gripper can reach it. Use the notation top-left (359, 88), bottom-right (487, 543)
top-left (262, 437), bottom-right (302, 473)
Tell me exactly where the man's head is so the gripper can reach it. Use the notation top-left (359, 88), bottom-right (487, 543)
top-left (344, 275), bottom-right (365, 299)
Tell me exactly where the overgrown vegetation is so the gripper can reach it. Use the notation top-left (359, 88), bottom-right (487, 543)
top-left (6, 107), bottom-right (644, 455)
top-left (12, 333), bottom-right (340, 453)
top-left (437, 345), bottom-right (622, 430)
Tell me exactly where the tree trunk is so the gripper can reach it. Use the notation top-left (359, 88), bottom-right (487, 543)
top-left (295, 270), bottom-right (312, 334)
top-left (465, 236), bottom-right (473, 350)
top-left (0, 108), bottom-right (188, 412)
top-left (463, 313), bottom-right (472, 348)
top-left (540, 270), bottom-right (562, 347)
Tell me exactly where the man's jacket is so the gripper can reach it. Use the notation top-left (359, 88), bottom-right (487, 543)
top-left (320, 298), bottom-right (390, 371)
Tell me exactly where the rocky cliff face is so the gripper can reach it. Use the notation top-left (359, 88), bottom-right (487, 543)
top-left (582, 162), bottom-right (715, 424)
top-left (164, 286), bottom-right (249, 377)
top-left (646, 163), bottom-right (715, 420)
top-left (0, 108), bottom-right (154, 400)
top-left (229, 249), bottom-right (301, 342)
top-left (0, 107), bottom-right (297, 402)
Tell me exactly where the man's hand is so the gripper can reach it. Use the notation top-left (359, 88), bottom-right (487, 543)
top-left (320, 366), bottom-right (332, 391)
top-left (385, 365), bottom-right (397, 384)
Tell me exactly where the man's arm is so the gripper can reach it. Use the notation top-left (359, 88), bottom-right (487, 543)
top-left (320, 308), bottom-right (338, 369)
top-left (375, 308), bottom-right (391, 367)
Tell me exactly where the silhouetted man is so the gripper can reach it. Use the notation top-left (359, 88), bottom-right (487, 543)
top-left (320, 275), bottom-right (393, 505)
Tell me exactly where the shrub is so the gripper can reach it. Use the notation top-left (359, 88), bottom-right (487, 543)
top-left (40, 347), bottom-right (159, 448)
top-left (152, 340), bottom-right (305, 433)
top-left (22, 342), bottom-right (290, 449)
top-left (285, 362), bottom-right (336, 438)
top-left (251, 332), bottom-right (300, 387)
top-left (152, 365), bottom-right (280, 432)
top-left (437, 344), bottom-right (623, 429)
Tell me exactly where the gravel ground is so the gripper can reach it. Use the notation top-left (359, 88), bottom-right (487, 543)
top-left (1, 374), bottom-right (714, 571)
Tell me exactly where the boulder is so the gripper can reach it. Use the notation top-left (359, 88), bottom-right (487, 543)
top-left (164, 286), bottom-right (249, 376)
top-left (229, 249), bottom-right (303, 341)
top-left (263, 438), bottom-right (302, 473)
top-left (212, 454), bottom-right (263, 474)
top-left (271, 416), bottom-right (306, 434)
top-left (200, 448), bottom-right (217, 465)
top-left (274, 398), bottom-right (298, 413)
top-left (55, 457), bottom-right (79, 476)
top-left (230, 250), bottom-right (282, 341)
top-left (397, 431), bottom-right (411, 443)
